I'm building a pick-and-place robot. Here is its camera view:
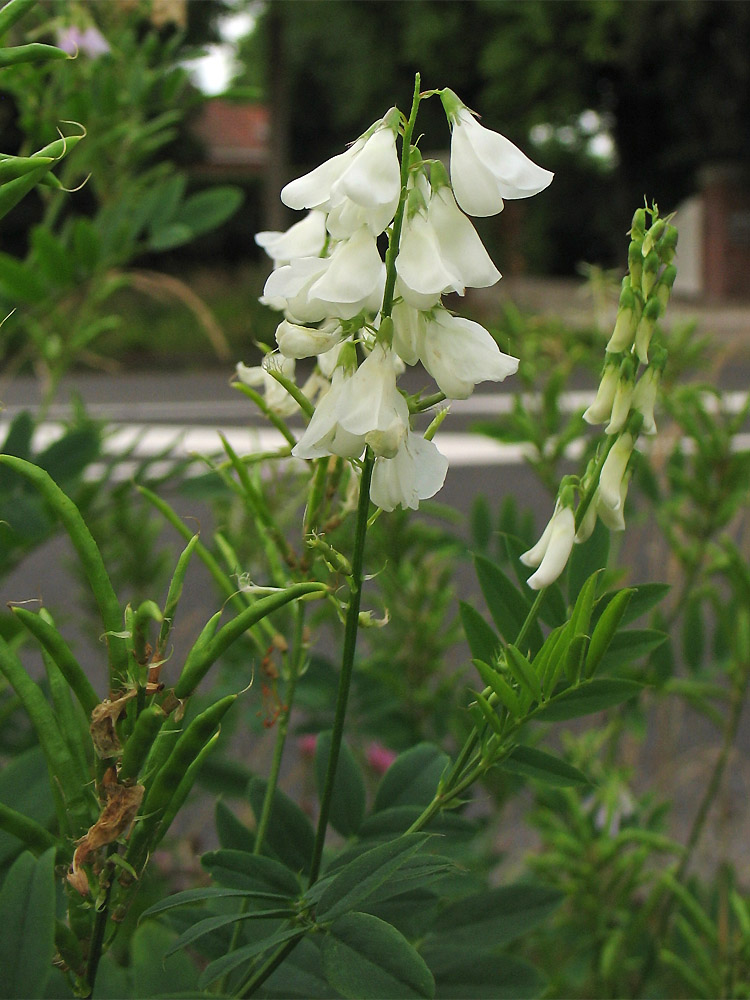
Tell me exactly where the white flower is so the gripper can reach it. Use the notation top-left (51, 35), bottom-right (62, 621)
top-left (596, 480), bottom-right (628, 531)
top-left (281, 122), bottom-right (401, 238)
top-left (255, 211), bottom-right (327, 265)
top-left (308, 227), bottom-right (385, 320)
top-left (275, 319), bottom-right (342, 359)
top-left (427, 184), bottom-right (501, 291)
top-left (520, 505), bottom-right (576, 590)
top-left (420, 309), bottom-right (518, 399)
top-left (599, 433), bottom-right (635, 512)
top-left (236, 355), bottom-right (299, 417)
top-left (370, 432), bottom-right (449, 511)
top-left (396, 213), bottom-right (462, 309)
top-left (446, 102), bottom-right (553, 217)
top-left (262, 256), bottom-right (332, 324)
top-left (391, 300), bottom-right (425, 366)
top-left (292, 344), bottom-right (409, 461)
top-left (583, 363), bottom-right (618, 426)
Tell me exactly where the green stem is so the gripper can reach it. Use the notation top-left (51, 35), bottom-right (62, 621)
top-left (308, 451), bottom-right (375, 885)
top-left (255, 605), bottom-right (306, 855)
top-left (405, 588), bottom-right (546, 835)
top-left (220, 607), bottom-right (307, 998)
top-left (381, 72), bottom-right (421, 322)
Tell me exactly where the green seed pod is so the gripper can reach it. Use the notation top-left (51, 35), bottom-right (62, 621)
top-left (118, 704), bottom-right (167, 783)
top-left (174, 583), bottom-right (327, 700)
top-left (126, 695), bottom-right (237, 874)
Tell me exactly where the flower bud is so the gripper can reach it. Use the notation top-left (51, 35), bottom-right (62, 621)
top-left (627, 240), bottom-right (643, 289)
top-left (583, 359), bottom-right (619, 425)
top-left (523, 504), bottom-right (576, 590)
top-left (641, 250), bottom-right (660, 299)
top-left (641, 218), bottom-right (666, 257)
top-left (655, 264), bottom-right (677, 312)
top-left (597, 470), bottom-right (631, 531)
top-left (276, 319), bottom-right (342, 359)
top-left (655, 225), bottom-right (678, 264)
top-left (635, 297), bottom-right (662, 365)
top-left (606, 280), bottom-right (637, 352)
top-left (606, 357), bottom-right (636, 435)
top-left (632, 345), bottom-right (667, 435)
top-left (599, 432), bottom-right (635, 512)
top-left (631, 207), bottom-right (647, 239)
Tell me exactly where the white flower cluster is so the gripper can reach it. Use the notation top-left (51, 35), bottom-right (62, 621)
top-left (242, 91), bottom-right (553, 511)
top-left (521, 206), bottom-right (676, 589)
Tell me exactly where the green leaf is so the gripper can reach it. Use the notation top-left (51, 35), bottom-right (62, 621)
top-left (0, 747), bottom-right (55, 868)
top-left (594, 582), bottom-right (670, 628)
top-left (598, 629), bottom-right (667, 671)
top-left (505, 645), bottom-right (542, 704)
top-left (473, 555), bottom-right (543, 654)
top-left (199, 927), bottom-right (302, 989)
top-left (0, 252), bottom-right (45, 303)
top-left (172, 186), bottom-right (244, 236)
top-left (130, 921), bottom-right (200, 998)
top-left (71, 217), bottom-right (101, 273)
top-left (322, 912), bottom-right (435, 999)
top-left (146, 222), bottom-right (193, 252)
top-left (316, 835), bottom-right (429, 921)
top-left (422, 950), bottom-right (544, 1000)
top-left (357, 807), bottom-right (475, 841)
top-left (140, 886), bottom-right (257, 921)
top-left (472, 659), bottom-right (520, 717)
top-left (30, 227), bottom-right (73, 287)
top-left (315, 731), bottom-right (366, 838)
top-left (0, 849), bottom-right (56, 998)
top-left (214, 800), bottom-right (254, 852)
top-left (430, 883), bottom-right (562, 952)
top-left (373, 743), bottom-right (449, 812)
top-left (201, 850), bottom-right (301, 898)
top-left (459, 602), bottom-right (500, 666)
top-left (533, 678), bottom-right (643, 721)
top-left (260, 936), bottom-right (337, 999)
top-left (567, 517), bottom-right (609, 599)
top-left (584, 589), bottom-right (633, 679)
top-left (500, 745), bottom-right (591, 787)
top-left (681, 595), bottom-right (705, 673)
top-left (165, 909), bottom-right (295, 960)
top-left (248, 778), bottom-right (315, 876)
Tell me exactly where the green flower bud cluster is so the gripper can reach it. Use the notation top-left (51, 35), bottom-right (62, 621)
top-left (522, 205), bottom-right (676, 589)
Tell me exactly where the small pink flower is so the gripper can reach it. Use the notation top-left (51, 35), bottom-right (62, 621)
top-left (298, 733), bottom-right (318, 758)
top-left (366, 741), bottom-right (397, 775)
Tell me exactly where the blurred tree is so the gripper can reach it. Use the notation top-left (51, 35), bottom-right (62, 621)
top-left (234, 0), bottom-right (750, 273)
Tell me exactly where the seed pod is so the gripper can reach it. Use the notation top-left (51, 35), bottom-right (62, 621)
top-left (118, 704), bottom-right (167, 783)
top-left (174, 583), bottom-right (327, 699)
top-left (126, 695), bottom-right (237, 874)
